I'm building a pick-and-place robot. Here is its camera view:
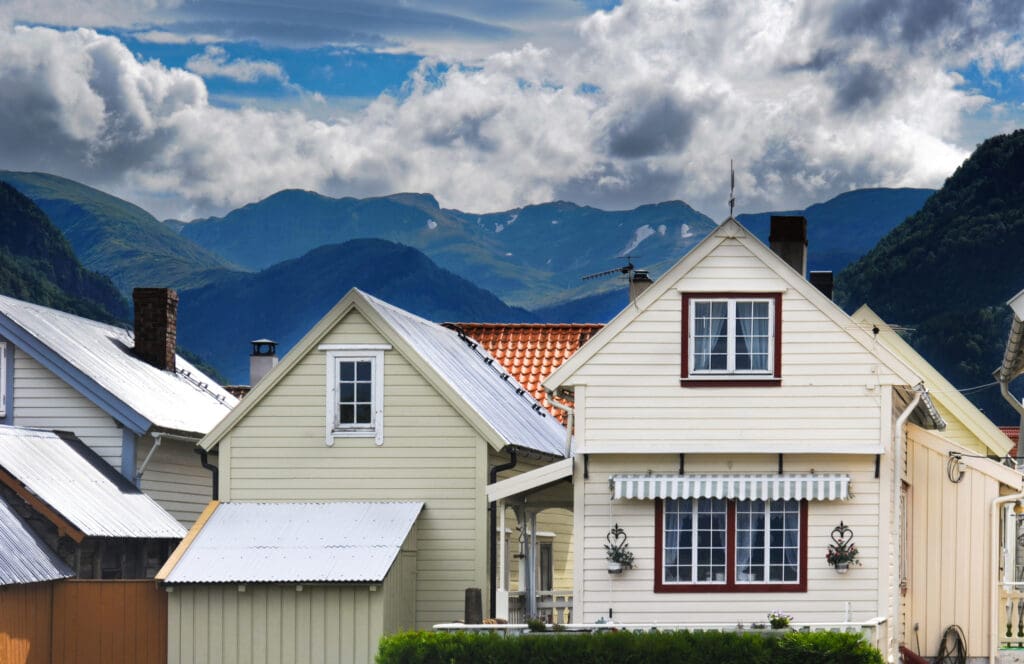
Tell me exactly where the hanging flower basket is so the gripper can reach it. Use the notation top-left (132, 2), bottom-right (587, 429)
top-left (605, 523), bottom-right (634, 574)
top-left (826, 522), bottom-right (860, 573)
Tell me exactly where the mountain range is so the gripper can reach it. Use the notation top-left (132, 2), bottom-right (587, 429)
top-left (0, 168), bottom-right (947, 388)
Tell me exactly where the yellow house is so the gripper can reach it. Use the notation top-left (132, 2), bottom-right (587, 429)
top-left (157, 289), bottom-right (569, 663)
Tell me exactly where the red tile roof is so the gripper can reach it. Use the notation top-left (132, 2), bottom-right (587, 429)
top-left (1001, 426), bottom-right (1019, 458)
top-left (445, 323), bottom-right (603, 423)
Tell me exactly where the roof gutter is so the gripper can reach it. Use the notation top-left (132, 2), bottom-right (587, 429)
top-left (995, 293), bottom-right (1024, 465)
top-left (545, 387), bottom-right (574, 458)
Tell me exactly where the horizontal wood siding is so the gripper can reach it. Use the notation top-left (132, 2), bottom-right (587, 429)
top-left (12, 348), bottom-right (123, 468)
top-left (572, 240), bottom-right (897, 454)
top-left (224, 310), bottom-right (487, 629)
top-left (907, 428), bottom-right (998, 658)
top-left (167, 584), bottom-right (385, 664)
top-left (138, 436), bottom-right (213, 526)
top-left (382, 529), bottom-right (418, 635)
top-left (578, 454), bottom-right (881, 624)
top-left (0, 582), bottom-right (52, 664)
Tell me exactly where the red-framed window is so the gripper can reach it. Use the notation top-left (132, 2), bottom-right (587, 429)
top-left (654, 498), bottom-right (808, 593)
top-left (680, 292), bottom-right (782, 387)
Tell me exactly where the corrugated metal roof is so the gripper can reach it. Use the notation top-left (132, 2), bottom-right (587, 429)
top-left (0, 497), bottom-right (73, 585)
top-left (446, 323), bottom-right (602, 424)
top-left (364, 294), bottom-right (568, 457)
top-left (164, 501), bottom-right (423, 583)
top-left (0, 426), bottom-right (186, 539)
top-left (0, 294), bottom-right (236, 436)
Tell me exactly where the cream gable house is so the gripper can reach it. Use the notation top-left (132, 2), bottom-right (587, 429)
top-left (527, 216), bottom-right (1022, 663)
top-left (159, 288), bottom-right (569, 663)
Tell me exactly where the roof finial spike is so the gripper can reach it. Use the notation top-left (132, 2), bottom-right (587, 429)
top-left (728, 159), bottom-right (736, 219)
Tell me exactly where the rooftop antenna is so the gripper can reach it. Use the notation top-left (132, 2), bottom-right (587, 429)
top-left (581, 256), bottom-right (636, 281)
top-left (728, 159), bottom-right (736, 219)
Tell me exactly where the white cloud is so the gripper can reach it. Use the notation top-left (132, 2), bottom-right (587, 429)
top-left (0, 1), bottom-right (1021, 221)
top-left (186, 46), bottom-right (287, 83)
top-left (133, 30), bottom-right (221, 45)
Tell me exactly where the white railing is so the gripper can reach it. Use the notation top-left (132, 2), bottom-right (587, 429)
top-left (507, 591), bottom-right (573, 624)
top-left (1000, 587), bottom-right (1024, 648)
top-left (435, 616), bottom-right (887, 648)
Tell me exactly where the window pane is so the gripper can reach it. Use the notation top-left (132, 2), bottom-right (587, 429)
top-left (356, 361), bottom-right (372, 380)
top-left (753, 301), bottom-right (769, 317)
top-left (355, 404), bottom-right (372, 423)
top-left (356, 382), bottom-right (371, 402)
top-left (664, 498), bottom-right (725, 585)
top-left (339, 383), bottom-right (354, 402)
top-left (738, 499), bottom-right (800, 585)
top-left (339, 361), bottom-right (354, 381)
top-left (339, 405), bottom-right (354, 424)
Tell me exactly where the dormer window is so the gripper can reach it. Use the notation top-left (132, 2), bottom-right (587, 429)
top-left (681, 293), bottom-right (782, 386)
top-left (320, 344), bottom-right (390, 446)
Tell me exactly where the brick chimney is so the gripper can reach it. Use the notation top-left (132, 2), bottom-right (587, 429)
top-left (629, 269), bottom-right (653, 302)
top-left (133, 288), bottom-right (178, 372)
top-left (769, 216), bottom-right (807, 277)
top-left (809, 271), bottom-right (834, 300)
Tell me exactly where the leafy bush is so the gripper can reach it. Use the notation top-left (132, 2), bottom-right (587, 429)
top-left (377, 628), bottom-right (882, 664)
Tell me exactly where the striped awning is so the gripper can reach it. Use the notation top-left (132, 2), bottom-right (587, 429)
top-left (610, 474), bottom-right (851, 501)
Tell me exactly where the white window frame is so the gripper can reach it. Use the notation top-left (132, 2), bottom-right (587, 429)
top-left (321, 344), bottom-right (390, 446)
top-left (688, 297), bottom-right (775, 376)
top-left (0, 342), bottom-right (6, 418)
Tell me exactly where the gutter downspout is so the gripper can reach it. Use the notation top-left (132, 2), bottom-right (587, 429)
top-left (545, 388), bottom-right (575, 458)
top-left (134, 433), bottom-right (162, 485)
top-left (891, 389), bottom-right (921, 662)
top-left (992, 491), bottom-right (1024, 664)
top-left (488, 447), bottom-right (518, 619)
top-left (196, 447), bottom-right (219, 500)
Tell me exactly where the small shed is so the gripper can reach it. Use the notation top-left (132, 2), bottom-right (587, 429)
top-left (159, 500), bottom-right (422, 664)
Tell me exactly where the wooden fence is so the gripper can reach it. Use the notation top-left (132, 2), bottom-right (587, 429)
top-left (0, 580), bottom-right (166, 664)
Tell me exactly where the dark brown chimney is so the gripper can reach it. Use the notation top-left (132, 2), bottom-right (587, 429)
top-left (629, 269), bottom-right (653, 302)
top-left (769, 216), bottom-right (807, 277)
top-left (133, 288), bottom-right (178, 372)
top-left (809, 271), bottom-right (834, 300)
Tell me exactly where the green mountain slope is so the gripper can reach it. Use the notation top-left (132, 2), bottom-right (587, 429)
top-left (0, 171), bottom-right (241, 294)
top-left (178, 239), bottom-right (534, 382)
top-left (837, 129), bottom-right (1024, 423)
top-left (0, 182), bottom-right (128, 322)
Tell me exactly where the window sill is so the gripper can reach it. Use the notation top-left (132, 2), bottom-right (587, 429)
top-left (327, 428), bottom-right (382, 446)
top-left (655, 581), bottom-right (805, 593)
top-left (680, 377), bottom-right (781, 388)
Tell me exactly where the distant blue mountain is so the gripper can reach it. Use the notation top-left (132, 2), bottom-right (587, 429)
top-left (178, 192), bottom-right (718, 309)
top-left (738, 188), bottom-right (935, 273)
top-left (178, 239), bottom-right (535, 383)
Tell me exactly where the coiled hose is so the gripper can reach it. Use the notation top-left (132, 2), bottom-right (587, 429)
top-left (934, 624), bottom-right (966, 664)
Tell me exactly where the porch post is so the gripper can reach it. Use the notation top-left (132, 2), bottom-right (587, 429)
top-left (495, 500), bottom-right (509, 620)
top-left (526, 510), bottom-right (538, 619)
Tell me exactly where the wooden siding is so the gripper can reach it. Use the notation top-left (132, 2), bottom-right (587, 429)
top-left (570, 239), bottom-right (899, 454)
top-left (12, 349), bottom-right (123, 468)
top-left (167, 584), bottom-right (384, 664)
top-left (906, 426), bottom-right (1000, 658)
top-left (222, 310), bottom-right (488, 628)
top-left (138, 436), bottom-right (212, 526)
top-left (577, 454), bottom-right (882, 624)
top-left (382, 530), bottom-right (418, 635)
top-left (0, 582), bottom-right (52, 664)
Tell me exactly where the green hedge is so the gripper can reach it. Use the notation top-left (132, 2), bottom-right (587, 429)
top-left (377, 629), bottom-right (883, 664)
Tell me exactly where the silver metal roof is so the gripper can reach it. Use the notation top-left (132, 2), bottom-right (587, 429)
top-left (0, 498), bottom-right (73, 585)
top-left (164, 501), bottom-right (423, 584)
top-left (363, 293), bottom-right (568, 457)
top-left (0, 294), bottom-right (237, 436)
top-left (0, 426), bottom-right (186, 539)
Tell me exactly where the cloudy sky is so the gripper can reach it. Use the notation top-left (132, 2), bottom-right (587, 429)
top-left (1, 0), bottom-right (1022, 221)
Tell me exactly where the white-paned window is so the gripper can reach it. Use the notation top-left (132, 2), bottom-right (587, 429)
top-left (683, 293), bottom-right (781, 383)
top-left (321, 345), bottom-right (389, 446)
top-left (658, 497), bottom-right (805, 592)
